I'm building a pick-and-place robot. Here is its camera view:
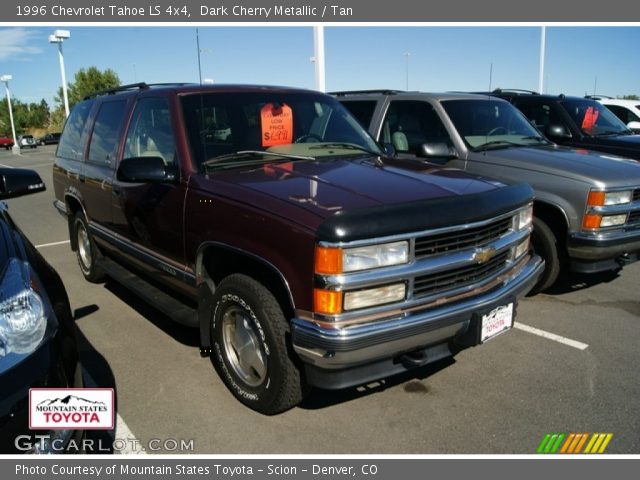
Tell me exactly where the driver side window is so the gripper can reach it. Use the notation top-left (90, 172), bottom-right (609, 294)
top-left (381, 101), bottom-right (452, 155)
top-left (124, 97), bottom-right (177, 166)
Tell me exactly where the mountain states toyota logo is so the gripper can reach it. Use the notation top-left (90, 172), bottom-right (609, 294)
top-left (29, 388), bottom-right (114, 430)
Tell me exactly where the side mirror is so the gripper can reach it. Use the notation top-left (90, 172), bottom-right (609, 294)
top-left (627, 121), bottom-right (640, 132)
top-left (380, 142), bottom-right (397, 157)
top-left (546, 124), bottom-right (572, 140)
top-left (419, 142), bottom-right (456, 159)
top-left (117, 157), bottom-right (176, 183)
top-left (0, 168), bottom-right (46, 200)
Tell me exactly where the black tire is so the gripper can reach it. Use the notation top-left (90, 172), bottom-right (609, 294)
top-left (529, 217), bottom-right (562, 294)
top-left (210, 274), bottom-right (305, 415)
top-left (73, 212), bottom-right (105, 283)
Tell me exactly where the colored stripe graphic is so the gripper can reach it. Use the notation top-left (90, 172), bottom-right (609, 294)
top-left (538, 433), bottom-right (613, 454)
top-left (537, 433), bottom-right (565, 453)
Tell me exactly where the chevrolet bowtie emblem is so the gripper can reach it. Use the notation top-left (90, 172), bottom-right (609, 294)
top-left (473, 247), bottom-right (497, 264)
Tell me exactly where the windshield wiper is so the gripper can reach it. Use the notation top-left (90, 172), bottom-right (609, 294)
top-left (202, 150), bottom-right (314, 167)
top-left (475, 140), bottom-right (524, 149)
top-left (307, 143), bottom-right (384, 166)
top-left (521, 135), bottom-right (547, 142)
top-left (595, 130), bottom-right (629, 137)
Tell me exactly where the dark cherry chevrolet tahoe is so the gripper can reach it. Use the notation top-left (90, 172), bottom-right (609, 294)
top-left (52, 83), bottom-right (543, 414)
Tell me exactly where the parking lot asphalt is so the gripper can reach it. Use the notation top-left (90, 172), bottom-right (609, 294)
top-left (2, 147), bottom-right (639, 454)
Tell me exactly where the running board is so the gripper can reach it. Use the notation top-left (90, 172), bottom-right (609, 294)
top-left (99, 257), bottom-right (198, 328)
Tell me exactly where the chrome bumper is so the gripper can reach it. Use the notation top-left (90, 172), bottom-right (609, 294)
top-left (292, 254), bottom-right (543, 371)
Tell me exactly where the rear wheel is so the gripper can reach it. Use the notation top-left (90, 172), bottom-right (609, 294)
top-left (210, 274), bottom-right (305, 415)
top-left (73, 212), bottom-right (105, 283)
top-left (529, 217), bottom-right (562, 294)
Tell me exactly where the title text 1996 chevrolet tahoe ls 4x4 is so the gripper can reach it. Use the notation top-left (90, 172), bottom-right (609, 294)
top-left (53, 83), bottom-right (542, 414)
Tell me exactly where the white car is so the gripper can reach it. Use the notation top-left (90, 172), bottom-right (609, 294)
top-left (590, 96), bottom-right (640, 133)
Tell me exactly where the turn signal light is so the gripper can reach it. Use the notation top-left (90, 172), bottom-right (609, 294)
top-left (313, 289), bottom-right (343, 315)
top-left (314, 247), bottom-right (342, 275)
top-left (587, 191), bottom-right (606, 207)
top-left (582, 214), bottom-right (602, 229)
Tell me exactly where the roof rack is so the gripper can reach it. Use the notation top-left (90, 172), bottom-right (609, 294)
top-left (84, 82), bottom-right (149, 100)
top-left (585, 95), bottom-right (614, 100)
top-left (329, 89), bottom-right (403, 97)
top-left (84, 82), bottom-right (196, 100)
top-left (492, 88), bottom-right (539, 95)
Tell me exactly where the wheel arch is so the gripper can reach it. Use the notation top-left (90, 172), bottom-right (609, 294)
top-left (64, 192), bottom-right (88, 252)
top-left (195, 242), bottom-right (296, 355)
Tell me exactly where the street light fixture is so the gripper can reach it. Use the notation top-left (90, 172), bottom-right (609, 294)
top-left (49, 29), bottom-right (71, 118)
top-left (0, 74), bottom-right (20, 155)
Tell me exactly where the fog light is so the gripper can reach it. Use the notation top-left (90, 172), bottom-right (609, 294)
top-left (600, 214), bottom-right (627, 227)
top-left (343, 283), bottom-right (406, 311)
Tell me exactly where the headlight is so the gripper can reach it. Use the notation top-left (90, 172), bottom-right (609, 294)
top-left (515, 205), bottom-right (533, 230)
top-left (588, 190), bottom-right (633, 206)
top-left (0, 259), bottom-right (46, 357)
top-left (315, 241), bottom-right (409, 274)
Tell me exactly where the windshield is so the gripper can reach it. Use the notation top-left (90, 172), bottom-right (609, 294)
top-left (181, 91), bottom-right (381, 169)
top-left (562, 99), bottom-right (630, 136)
top-left (442, 99), bottom-right (549, 150)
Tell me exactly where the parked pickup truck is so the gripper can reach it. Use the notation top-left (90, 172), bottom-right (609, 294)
top-left (53, 83), bottom-right (542, 414)
top-left (336, 90), bottom-right (640, 293)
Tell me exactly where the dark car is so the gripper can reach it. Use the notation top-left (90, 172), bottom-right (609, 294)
top-left (486, 89), bottom-right (640, 161)
top-left (53, 83), bottom-right (542, 414)
top-left (38, 133), bottom-right (61, 146)
top-left (0, 168), bottom-right (82, 453)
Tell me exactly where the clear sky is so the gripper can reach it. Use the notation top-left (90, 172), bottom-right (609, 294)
top-left (1, 26), bottom-right (639, 107)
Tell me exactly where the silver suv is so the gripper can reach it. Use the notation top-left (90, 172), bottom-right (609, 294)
top-left (18, 134), bottom-right (37, 149)
top-left (335, 90), bottom-right (640, 293)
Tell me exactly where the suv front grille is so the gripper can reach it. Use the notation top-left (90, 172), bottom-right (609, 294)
top-left (633, 188), bottom-right (640, 202)
top-left (414, 217), bottom-right (512, 258)
top-left (413, 250), bottom-right (510, 299)
top-left (628, 210), bottom-right (640, 224)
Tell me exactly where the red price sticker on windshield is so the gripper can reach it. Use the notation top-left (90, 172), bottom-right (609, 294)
top-left (261, 103), bottom-right (293, 147)
top-left (582, 106), bottom-right (599, 132)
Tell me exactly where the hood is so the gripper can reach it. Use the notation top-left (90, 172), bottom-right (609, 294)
top-left (212, 156), bottom-right (504, 219)
top-left (479, 145), bottom-right (640, 186)
top-left (580, 134), bottom-right (640, 160)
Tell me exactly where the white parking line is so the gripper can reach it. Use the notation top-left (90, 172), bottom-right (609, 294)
top-left (83, 370), bottom-right (146, 455)
top-left (35, 240), bottom-right (70, 248)
top-left (0, 163), bottom-right (15, 168)
top-left (514, 322), bottom-right (589, 350)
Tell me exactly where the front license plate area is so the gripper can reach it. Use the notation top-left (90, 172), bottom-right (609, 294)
top-left (480, 303), bottom-right (514, 343)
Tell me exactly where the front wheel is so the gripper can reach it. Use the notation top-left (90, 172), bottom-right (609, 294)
top-left (73, 212), bottom-right (105, 283)
top-left (210, 274), bottom-right (305, 415)
top-left (529, 217), bottom-right (562, 294)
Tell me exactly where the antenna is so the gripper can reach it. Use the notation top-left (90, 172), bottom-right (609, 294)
top-left (196, 28), bottom-right (202, 85)
top-left (489, 63), bottom-right (493, 91)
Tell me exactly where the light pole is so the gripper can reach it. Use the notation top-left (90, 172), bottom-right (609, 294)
top-left (49, 29), bottom-right (71, 118)
top-left (1, 75), bottom-right (19, 155)
top-left (403, 52), bottom-right (411, 91)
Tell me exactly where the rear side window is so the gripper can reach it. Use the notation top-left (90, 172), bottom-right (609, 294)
top-left (57, 100), bottom-right (93, 161)
top-left (88, 100), bottom-right (128, 166)
top-left (340, 101), bottom-right (377, 129)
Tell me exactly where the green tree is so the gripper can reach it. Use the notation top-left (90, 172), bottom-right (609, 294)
top-left (55, 66), bottom-right (121, 109)
top-left (620, 94), bottom-right (639, 100)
